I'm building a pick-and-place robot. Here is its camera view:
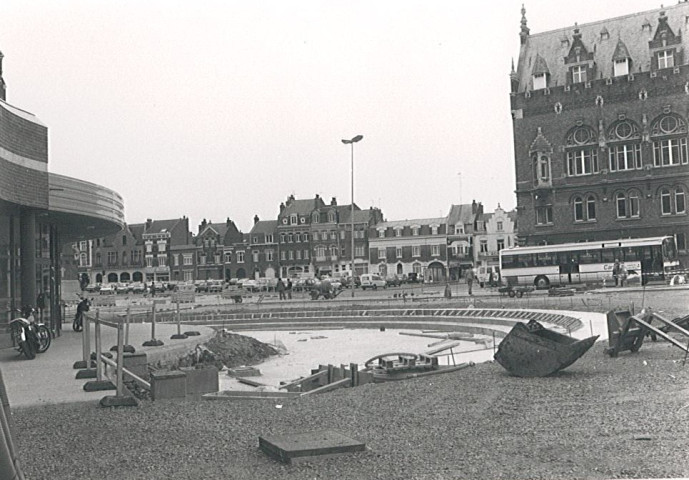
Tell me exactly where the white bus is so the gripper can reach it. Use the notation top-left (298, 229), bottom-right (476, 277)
top-left (499, 236), bottom-right (679, 289)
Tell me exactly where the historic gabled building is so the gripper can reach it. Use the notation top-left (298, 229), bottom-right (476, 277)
top-left (446, 201), bottom-right (483, 280)
top-left (86, 224), bottom-right (144, 285)
top-left (248, 216), bottom-right (278, 279)
top-left (134, 217), bottom-right (191, 283)
top-left (510, 4), bottom-right (689, 266)
top-left (474, 205), bottom-right (518, 270)
top-left (338, 207), bottom-right (384, 277)
top-left (369, 217), bottom-right (449, 282)
top-left (276, 194), bottom-right (325, 279)
top-left (195, 218), bottom-right (243, 280)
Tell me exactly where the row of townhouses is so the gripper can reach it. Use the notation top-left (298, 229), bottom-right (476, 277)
top-left (63, 195), bottom-right (517, 285)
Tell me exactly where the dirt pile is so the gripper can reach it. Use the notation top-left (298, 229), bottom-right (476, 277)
top-left (176, 330), bottom-right (279, 370)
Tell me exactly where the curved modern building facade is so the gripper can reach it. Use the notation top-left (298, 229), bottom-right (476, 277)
top-left (0, 61), bottom-right (124, 333)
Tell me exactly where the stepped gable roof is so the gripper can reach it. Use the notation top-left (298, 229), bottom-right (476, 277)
top-left (447, 204), bottom-right (475, 225)
top-left (515, 3), bottom-right (689, 92)
top-left (375, 217), bottom-right (447, 229)
top-left (249, 220), bottom-right (278, 235)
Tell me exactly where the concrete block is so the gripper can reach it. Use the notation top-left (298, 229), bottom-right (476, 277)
top-left (259, 430), bottom-right (366, 464)
top-left (150, 370), bottom-right (186, 401)
top-left (180, 366), bottom-right (219, 397)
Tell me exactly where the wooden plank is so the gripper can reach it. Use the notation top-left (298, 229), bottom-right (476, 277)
top-left (300, 378), bottom-right (351, 396)
top-left (237, 377), bottom-right (268, 388)
top-left (425, 341), bottom-right (461, 355)
top-left (651, 312), bottom-right (689, 339)
top-left (633, 316), bottom-right (689, 353)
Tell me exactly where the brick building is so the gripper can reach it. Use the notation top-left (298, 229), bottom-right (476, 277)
top-left (510, 4), bottom-right (689, 266)
top-left (369, 217), bottom-right (448, 282)
top-left (474, 204), bottom-right (518, 270)
top-left (194, 218), bottom-right (243, 281)
top-left (446, 202), bottom-right (483, 280)
top-left (276, 194), bottom-right (323, 279)
top-left (248, 216), bottom-right (278, 279)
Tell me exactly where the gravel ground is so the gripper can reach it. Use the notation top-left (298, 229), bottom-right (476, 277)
top-left (11, 329), bottom-right (689, 480)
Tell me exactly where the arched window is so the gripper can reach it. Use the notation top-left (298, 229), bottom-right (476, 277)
top-left (616, 192), bottom-right (627, 218)
top-left (651, 113), bottom-right (688, 167)
top-left (607, 120), bottom-right (642, 172)
top-left (311, 212), bottom-right (319, 224)
top-left (660, 186), bottom-right (687, 215)
top-left (565, 125), bottom-right (599, 176)
top-left (328, 211), bottom-right (336, 223)
top-left (573, 195), bottom-right (596, 222)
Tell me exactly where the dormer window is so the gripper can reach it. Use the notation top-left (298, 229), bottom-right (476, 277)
top-left (328, 211), bottom-right (336, 223)
top-left (378, 229), bottom-right (385, 238)
top-left (613, 59), bottom-right (629, 77)
top-left (290, 214), bottom-right (298, 224)
top-left (431, 225), bottom-right (439, 235)
top-left (412, 226), bottom-right (420, 236)
top-left (572, 65), bottom-right (587, 84)
top-left (533, 73), bottom-right (547, 90)
top-left (657, 50), bottom-right (674, 69)
top-left (394, 228), bottom-right (402, 237)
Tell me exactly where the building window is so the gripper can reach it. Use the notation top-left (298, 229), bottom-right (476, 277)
top-left (184, 254), bottom-right (193, 265)
top-left (321, 232), bottom-right (327, 241)
top-left (304, 250), bottom-right (309, 260)
top-left (396, 247), bottom-right (402, 258)
top-left (394, 228), bottom-right (402, 237)
top-left (290, 214), bottom-right (297, 225)
top-left (497, 239), bottom-right (505, 251)
top-left (535, 206), bottom-right (553, 225)
top-left (158, 256), bottom-right (167, 267)
top-left (480, 240), bottom-right (488, 254)
top-left (328, 211), bottom-right (336, 223)
top-left (676, 187), bottom-right (686, 214)
top-left (340, 230), bottom-right (345, 240)
top-left (252, 251), bottom-right (259, 262)
top-left (616, 193), bottom-right (627, 218)
top-left (295, 250), bottom-right (302, 260)
top-left (412, 246), bottom-right (420, 257)
top-left (378, 248), bottom-right (386, 260)
top-left (574, 196), bottom-right (596, 222)
top-left (657, 50), bottom-right (674, 69)
top-left (412, 227), bottom-right (419, 236)
top-left (237, 252), bottom-right (245, 263)
top-left (266, 234), bottom-right (273, 243)
top-left (613, 58), bottom-right (629, 77)
top-left (107, 252), bottom-right (117, 266)
top-left (676, 233), bottom-right (687, 251)
top-left (533, 73), bottom-right (546, 90)
top-left (587, 196), bottom-right (596, 220)
top-left (312, 212), bottom-right (319, 223)
top-left (567, 150), bottom-right (598, 176)
top-left (571, 65), bottom-right (587, 83)
top-left (431, 226), bottom-right (439, 235)
top-left (652, 114), bottom-right (688, 167)
top-left (294, 233), bottom-right (300, 243)
top-left (496, 221), bottom-right (503, 231)
top-left (252, 236), bottom-right (258, 244)
top-left (288, 250), bottom-right (294, 260)
top-left (629, 192), bottom-right (640, 218)
top-left (431, 245), bottom-right (440, 256)
top-left (661, 189), bottom-right (672, 215)
top-left (280, 233), bottom-right (286, 243)
top-left (280, 251), bottom-right (286, 261)
top-left (609, 144), bottom-right (642, 172)
top-left (378, 229), bottom-right (385, 238)
top-left (574, 197), bottom-right (584, 221)
top-left (173, 255), bottom-right (179, 266)
top-left (266, 250), bottom-right (273, 261)
top-left (146, 256), bottom-right (153, 267)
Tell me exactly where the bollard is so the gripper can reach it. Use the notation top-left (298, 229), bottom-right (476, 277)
top-left (143, 303), bottom-right (164, 347)
top-left (171, 301), bottom-right (187, 340)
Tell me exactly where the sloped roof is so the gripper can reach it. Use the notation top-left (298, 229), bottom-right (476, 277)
top-left (281, 197), bottom-right (326, 217)
top-left (516, 3), bottom-right (689, 92)
top-left (129, 218), bottom-right (181, 236)
top-left (530, 127), bottom-right (553, 153)
top-left (446, 204), bottom-right (475, 225)
top-left (532, 54), bottom-right (550, 75)
top-left (250, 220), bottom-right (278, 235)
top-left (375, 217), bottom-right (447, 229)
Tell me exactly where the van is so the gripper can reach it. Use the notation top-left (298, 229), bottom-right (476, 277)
top-left (360, 274), bottom-right (386, 290)
top-left (477, 265), bottom-right (500, 287)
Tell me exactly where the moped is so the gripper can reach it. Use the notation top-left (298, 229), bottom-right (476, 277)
top-left (9, 307), bottom-right (51, 359)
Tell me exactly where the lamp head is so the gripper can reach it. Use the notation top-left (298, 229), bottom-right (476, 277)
top-left (342, 135), bottom-right (364, 144)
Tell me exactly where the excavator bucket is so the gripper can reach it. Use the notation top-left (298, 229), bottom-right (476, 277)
top-left (494, 320), bottom-right (599, 377)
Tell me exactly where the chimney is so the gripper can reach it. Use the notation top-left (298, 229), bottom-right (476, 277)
top-left (279, 202), bottom-right (285, 214)
top-left (472, 200), bottom-right (477, 214)
top-left (253, 215), bottom-right (260, 225)
top-left (331, 197), bottom-right (337, 206)
top-left (315, 194), bottom-right (320, 200)
top-left (146, 218), bottom-right (153, 230)
top-left (199, 218), bottom-right (207, 234)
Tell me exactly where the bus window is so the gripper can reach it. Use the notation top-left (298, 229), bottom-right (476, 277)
top-left (535, 253), bottom-right (555, 266)
top-left (579, 250), bottom-right (598, 264)
top-left (601, 249), bottom-right (615, 263)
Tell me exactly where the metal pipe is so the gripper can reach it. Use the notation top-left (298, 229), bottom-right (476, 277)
top-left (95, 310), bottom-right (102, 382)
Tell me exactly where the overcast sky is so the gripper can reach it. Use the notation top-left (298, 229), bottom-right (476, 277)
top-left (2, 0), bottom-right (663, 232)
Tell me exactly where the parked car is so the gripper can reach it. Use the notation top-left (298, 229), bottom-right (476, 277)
top-left (239, 279), bottom-right (259, 292)
top-left (341, 275), bottom-right (360, 289)
top-left (115, 282), bottom-right (130, 294)
top-left (194, 280), bottom-right (208, 293)
top-left (360, 274), bottom-right (386, 290)
top-left (130, 282), bottom-right (146, 294)
top-left (207, 280), bottom-right (224, 293)
top-left (99, 283), bottom-right (116, 295)
top-left (84, 283), bottom-right (101, 293)
top-left (386, 275), bottom-right (403, 287)
top-left (477, 265), bottom-right (501, 288)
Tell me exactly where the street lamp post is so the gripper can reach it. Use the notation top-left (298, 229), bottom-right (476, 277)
top-left (342, 134), bottom-right (363, 297)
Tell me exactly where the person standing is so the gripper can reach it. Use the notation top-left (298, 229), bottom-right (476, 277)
top-left (286, 278), bottom-right (293, 299)
top-left (276, 278), bottom-right (286, 300)
top-left (618, 262), bottom-right (628, 287)
top-left (612, 259), bottom-right (620, 287)
top-left (466, 266), bottom-right (476, 296)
